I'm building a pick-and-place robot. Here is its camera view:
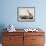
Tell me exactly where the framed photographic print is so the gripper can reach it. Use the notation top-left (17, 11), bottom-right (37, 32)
top-left (17, 7), bottom-right (35, 22)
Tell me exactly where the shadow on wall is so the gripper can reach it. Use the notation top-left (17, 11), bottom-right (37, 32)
top-left (0, 24), bottom-right (7, 43)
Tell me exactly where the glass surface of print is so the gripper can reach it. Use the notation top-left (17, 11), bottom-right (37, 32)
top-left (17, 7), bottom-right (35, 22)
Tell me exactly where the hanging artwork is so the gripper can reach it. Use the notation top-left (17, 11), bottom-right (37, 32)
top-left (17, 7), bottom-right (35, 22)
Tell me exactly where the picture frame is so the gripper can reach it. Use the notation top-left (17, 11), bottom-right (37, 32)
top-left (17, 7), bottom-right (35, 22)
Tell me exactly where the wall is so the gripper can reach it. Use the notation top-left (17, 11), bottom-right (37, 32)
top-left (0, 0), bottom-right (46, 29)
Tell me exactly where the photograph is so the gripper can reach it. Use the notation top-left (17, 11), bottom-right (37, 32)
top-left (17, 7), bottom-right (35, 22)
top-left (0, 0), bottom-right (46, 46)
